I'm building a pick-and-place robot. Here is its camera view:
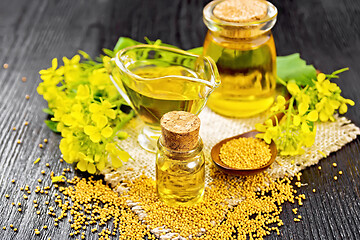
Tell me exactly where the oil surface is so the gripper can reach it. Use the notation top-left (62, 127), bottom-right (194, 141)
top-left (123, 66), bottom-right (207, 128)
top-left (156, 154), bottom-right (205, 206)
top-left (203, 32), bottom-right (277, 117)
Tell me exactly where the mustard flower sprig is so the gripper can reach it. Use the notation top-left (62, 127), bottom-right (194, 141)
top-left (256, 69), bottom-right (354, 156)
top-left (38, 53), bottom-right (134, 174)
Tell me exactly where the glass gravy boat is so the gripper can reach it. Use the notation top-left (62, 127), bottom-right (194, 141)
top-left (110, 45), bottom-right (220, 152)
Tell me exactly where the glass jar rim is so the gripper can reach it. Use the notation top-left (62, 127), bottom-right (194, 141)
top-left (203, 0), bottom-right (278, 27)
top-left (114, 44), bottom-right (219, 88)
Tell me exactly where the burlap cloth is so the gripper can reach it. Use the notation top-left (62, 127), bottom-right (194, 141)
top-left (103, 107), bottom-right (360, 185)
top-left (101, 107), bottom-right (359, 239)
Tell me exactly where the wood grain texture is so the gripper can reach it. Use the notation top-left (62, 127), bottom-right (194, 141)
top-left (0, 0), bottom-right (359, 239)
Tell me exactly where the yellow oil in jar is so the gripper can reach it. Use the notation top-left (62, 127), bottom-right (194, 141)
top-left (156, 153), bottom-right (205, 207)
top-left (123, 66), bottom-right (207, 128)
top-left (203, 33), bottom-right (277, 117)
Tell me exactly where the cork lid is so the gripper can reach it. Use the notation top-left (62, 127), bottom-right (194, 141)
top-left (160, 111), bottom-right (201, 151)
top-left (213, 0), bottom-right (268, 23)
top-left (203, 0), bottom-right (277, 39)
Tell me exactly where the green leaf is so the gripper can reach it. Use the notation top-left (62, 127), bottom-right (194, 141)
top-left (187, 47), bottom-right (203, 55)
top-left (42, 108), bottom-right (54, 115)
top-left (113, 37), bottom-right (142, 53)
top-left (44, 120), bottom-right (59, 133)
top-left (276, 53), bottom-right (317, 87)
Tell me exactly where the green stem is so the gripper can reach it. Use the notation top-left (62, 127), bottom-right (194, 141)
top-left (277, 77), bottom-right (287, 87)
top-left (110, 110), bottom-right (135, 138)
top-left (286, 97), bottom-right (295, 135)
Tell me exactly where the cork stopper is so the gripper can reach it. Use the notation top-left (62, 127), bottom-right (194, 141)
top-left (213, 0), bottom-right (268, 23)
top-left (160, 111), bottom-right (201, 151)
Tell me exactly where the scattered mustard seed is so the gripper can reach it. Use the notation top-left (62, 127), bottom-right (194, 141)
top-left (25, 95), bottom-right (30, 100)
top-left (334, 176), bottom-right (338, 181)
top-left (18, 202), bottom-right (21, 206)
top-left (44, 138), bottom-right (48, 143)
top-left (318, 166), bottom-right (322, 170)
top-left (332, 163), bottom-right (337, 167)
top-left (11, 202), bottom-right (15, 206)
top-left (46, 163), bottom-right (50, 167)
top-left (292, 208), bottom-right (298, 214)
top-left (13, 228), bottom-right (17, 232)
top-left (36, 211), bottom-right (40, 215)
top-left (17, 140), bottom-right (21, 144)
top-left (39, 144), bottom-right (43, 148)
top-left (41, 170), bottom-right (45, 175)
top-left (24, 121), bottom-right (29, 126)
top-left (11, 179), bottom-right (15, 183)
top-left (339, 171), bottom-right (343, 175)
top-left (3, 63), bottom-right (8, 69)
top-left (313, 189), bottom-right (316, 193)
top-left (60, 159), bottom-right (63, 163)
top-left (22, 77), bottom-right (27, 82)
top-left (10, 224), bottom-right (13, 228)
top-left (2, 226), bottom-right (5, 230)
top-left (5, 194), bottom-right (9, 198)
top-left (12, 127), bottom-right (16, 131)
top-left (18, 208), bottom-right (22, 212)
top-left (38, 179), bottom-right (42, 183)
top-left (43, 225), bottom-right (48, 229)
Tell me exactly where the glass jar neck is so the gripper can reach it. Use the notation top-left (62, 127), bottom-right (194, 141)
top-left (203, 0), bottom-right (277, 39)
top-left (157, 136), bottom-right (203, 160)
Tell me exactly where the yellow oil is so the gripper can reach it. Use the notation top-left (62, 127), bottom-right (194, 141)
top-left (203, 32), bottom-right (277, 117)
top-left (156, 153), bottom-right (205, 206)
top-left (123, 66), bottom-right (207, 128)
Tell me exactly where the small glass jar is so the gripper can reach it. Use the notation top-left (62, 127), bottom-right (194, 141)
top-left (156, 110), bottom-right (205, 207)
top-left (156, 136), bottom-right (205, 207)
top-left (203, 0), bottom-right (278, 117)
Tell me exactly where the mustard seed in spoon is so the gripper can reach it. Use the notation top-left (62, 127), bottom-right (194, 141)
top-left (219, 137), bottom-right (271, 170)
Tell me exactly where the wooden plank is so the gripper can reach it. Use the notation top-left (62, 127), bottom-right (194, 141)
top-left (0, 0), bottom-right (359, 239)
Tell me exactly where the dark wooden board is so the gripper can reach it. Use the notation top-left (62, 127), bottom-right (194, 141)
top-left (0, 0), bottom-right (359, 239)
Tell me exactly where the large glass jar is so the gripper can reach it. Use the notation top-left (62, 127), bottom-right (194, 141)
top-left (203, 0), bottom-right (278, 117)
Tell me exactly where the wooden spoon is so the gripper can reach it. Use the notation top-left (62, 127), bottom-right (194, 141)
top-left (211, 108), bottom-right (287, 176)
top-left (211, 130), bottom-right (277, 176)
